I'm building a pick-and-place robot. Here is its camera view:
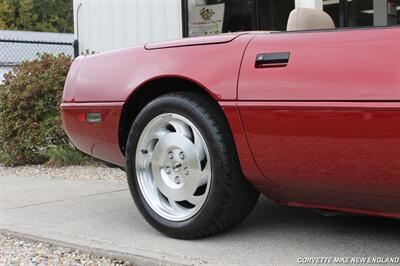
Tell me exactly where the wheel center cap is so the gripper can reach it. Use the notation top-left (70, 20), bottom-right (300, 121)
top-left (172, 161), bottom-right (182, 172)
top-left (151, 133), bottom-right (202, 201)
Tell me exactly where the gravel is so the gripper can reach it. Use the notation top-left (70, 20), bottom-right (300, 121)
top-left (0, 233), bottom-right (132, 266)
top-left (0, 165), bottom-right (126, 183)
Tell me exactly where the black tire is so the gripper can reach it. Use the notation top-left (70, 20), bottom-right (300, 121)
top-left (125, 92), bottom-right (259, 239)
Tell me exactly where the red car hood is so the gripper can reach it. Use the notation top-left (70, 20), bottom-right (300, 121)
top-left (145, 32), bottom-right (249, 50)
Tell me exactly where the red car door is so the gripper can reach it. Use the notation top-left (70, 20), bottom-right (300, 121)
top-left (238, 28), bottom-right (400, 198)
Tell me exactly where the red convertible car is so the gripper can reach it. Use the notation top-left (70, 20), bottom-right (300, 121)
top-left (62, 8), bottom-right (400, 239)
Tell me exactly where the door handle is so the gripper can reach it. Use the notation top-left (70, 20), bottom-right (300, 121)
top-left (255, 52), bottom-right (290, 68)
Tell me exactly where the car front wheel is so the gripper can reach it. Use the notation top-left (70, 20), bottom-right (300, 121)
top-left (125, 92), bottom-right (259, 239)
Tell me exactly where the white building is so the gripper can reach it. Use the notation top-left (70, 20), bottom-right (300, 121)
top-left (73, 0), bottom-right (399, 54)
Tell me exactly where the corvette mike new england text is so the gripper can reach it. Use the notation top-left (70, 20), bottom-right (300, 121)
top-left (297, 257), bottom-right (400, 264)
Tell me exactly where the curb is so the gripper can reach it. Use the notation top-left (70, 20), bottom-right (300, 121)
top-left (0, 228), bottom-right (189, 266)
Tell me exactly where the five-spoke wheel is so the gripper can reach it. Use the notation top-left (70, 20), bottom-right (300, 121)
top-left (135, 113), bottom-right (211, 221)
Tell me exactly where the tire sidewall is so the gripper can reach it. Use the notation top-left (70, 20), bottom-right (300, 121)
top-left (126, 95), bottom-right (227, 236)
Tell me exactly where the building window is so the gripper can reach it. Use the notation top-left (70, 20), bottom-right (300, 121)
top-left (323, 0), bottom-right (400, 28)
top-left (222, 0), bottom-right (255, 33)
top-left (184, 0), bottom-right (400, 37)
top-left (187, 0), bottom-right (225, 37)
top-left (186, 0), bottom-right (255, 37)
top-left (323, 0), bottom-right (340, 27)
top-left (347, 0), bottom-right (374, 27)
top-left (347, 0), bottom-right (400, 27)
top-left (258, 0), bottom-right (295, 31)
top-left (185, 0), bottom-right (295, 37)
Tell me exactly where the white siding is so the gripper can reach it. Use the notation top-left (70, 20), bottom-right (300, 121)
top-left (295, 0), bottom-right (322, 10)
top-left (74, 0), bottom-right (182, 53)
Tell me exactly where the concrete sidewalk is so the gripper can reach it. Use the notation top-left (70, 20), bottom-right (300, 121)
top-left (1, 175), bottom-right (400, 265)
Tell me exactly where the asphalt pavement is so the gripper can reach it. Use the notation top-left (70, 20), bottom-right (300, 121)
top-left (1, 175), bottom-right (400, 265)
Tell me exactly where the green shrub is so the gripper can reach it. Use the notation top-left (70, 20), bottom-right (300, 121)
top-left (45, 146), bottom-right (89, 167)
top-left (0, 53), bottom-right (88, 166)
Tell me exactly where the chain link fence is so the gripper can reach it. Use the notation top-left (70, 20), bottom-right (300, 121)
top-left (0, 39), bottom-right (76, 67)
top-left (0, 31), bottom-right (78, 80)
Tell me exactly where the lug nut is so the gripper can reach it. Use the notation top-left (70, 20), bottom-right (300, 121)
top-left (175, 176), bottom-right (181, 184)
top-left (179, 152), bottom-right (185, 160)
top-left (168, 151), bottom-right (174, 160)
top-left (166, 167), bottom-right (171, 175)
top-left (184, 167), bottom-right (189, 176)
